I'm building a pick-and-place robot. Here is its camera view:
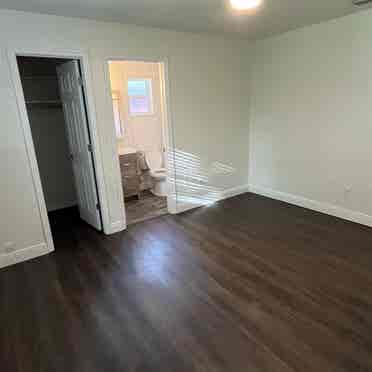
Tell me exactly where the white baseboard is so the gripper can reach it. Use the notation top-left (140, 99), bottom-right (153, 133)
top-left (249, 184), bottom-right (372, 228)
top-left (106, 184), bottom-right (250, 231)
top-left (176, 201), bottom-right (199, 214)
top-left (221, 184), bottom-right (250, 200)
top-left (176, 184), bottom-right (250, 214)
top-left (0, 243), bottom-right (53, 270)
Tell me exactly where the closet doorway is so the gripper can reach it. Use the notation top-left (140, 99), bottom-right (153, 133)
top-left (15, 56), bottom-right (102, 247)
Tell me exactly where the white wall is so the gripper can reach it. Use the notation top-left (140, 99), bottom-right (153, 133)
top-left (109, 61), bottom-right (164, 167)
top-left (249, 9), bottom-right (372, 225)
top-left (26, 107), bottom-right (77, 212)
top-left (0, 9), bottom-right (250, 266)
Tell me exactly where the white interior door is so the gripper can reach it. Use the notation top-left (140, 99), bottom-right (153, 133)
top-left (56, 60), bottom-right (102, 230)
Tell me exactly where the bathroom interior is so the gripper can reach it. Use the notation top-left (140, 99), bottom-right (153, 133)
top-left (108, 60), bottom-right (169, 225)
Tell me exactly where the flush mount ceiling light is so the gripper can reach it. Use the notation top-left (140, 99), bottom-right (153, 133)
top-left (230, 0), bottom-right (262, 11)
top-left (352, 0), bottom-right (372, 5)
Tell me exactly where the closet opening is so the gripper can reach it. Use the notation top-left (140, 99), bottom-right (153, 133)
top-left (16, 56), bottom-right (102, 247)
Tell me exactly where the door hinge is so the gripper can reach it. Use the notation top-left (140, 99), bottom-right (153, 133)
top-left (87, 143), bottom-right (93, 152)
top-left (96, 202), bottom-right (101, 211)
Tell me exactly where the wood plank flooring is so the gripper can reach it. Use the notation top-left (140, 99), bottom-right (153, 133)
top-left (125, 190), bottom-right (168, 225)
top-left (1, 193), bottom-right (372, 372)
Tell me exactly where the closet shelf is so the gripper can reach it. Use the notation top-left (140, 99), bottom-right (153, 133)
top-left (25, 100), bottom-right (62, 108)
top-left (22, 75), bottom-right (58, 80)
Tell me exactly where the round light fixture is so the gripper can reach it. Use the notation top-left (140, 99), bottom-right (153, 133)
top-left (230, 0), bottom-right (262, 11)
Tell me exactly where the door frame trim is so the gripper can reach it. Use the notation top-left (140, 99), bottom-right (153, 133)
top-left (7, 48), bottom-right (110, 253)
top-left (104, 57), bottom-right (177, 228)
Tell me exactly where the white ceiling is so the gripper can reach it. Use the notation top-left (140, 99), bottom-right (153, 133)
top-left (0, 0), bottom-right (371, 39)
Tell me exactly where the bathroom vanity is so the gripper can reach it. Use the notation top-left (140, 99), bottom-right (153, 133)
top-left (118, 148), bottom-right (141, 199)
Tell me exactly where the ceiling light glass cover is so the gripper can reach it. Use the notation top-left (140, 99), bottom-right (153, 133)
top-left (230, 0), bottom-right (262, 10)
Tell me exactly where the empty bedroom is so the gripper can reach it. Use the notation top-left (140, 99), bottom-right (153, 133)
top-left (1, 1), bottom-right (372, 372)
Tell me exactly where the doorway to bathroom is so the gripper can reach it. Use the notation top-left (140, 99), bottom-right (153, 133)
top-left (108, 60), bottom-right (173, 225)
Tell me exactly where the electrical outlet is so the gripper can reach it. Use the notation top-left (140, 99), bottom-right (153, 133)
top-left (345, 186), bottom-right (352, 193)
top-left (3, 241), bottom-right (15, 254)
top-left (344, 186), bottom-right (352, 202)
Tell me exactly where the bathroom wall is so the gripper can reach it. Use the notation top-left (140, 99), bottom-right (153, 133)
top-left (109, 61), bottom-right (164, 169)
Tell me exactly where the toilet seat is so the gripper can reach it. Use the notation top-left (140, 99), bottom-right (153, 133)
top-left (150, 168), bottom-right (167, 180)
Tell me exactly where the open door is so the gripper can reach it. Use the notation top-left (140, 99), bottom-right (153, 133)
top-left (56, 61), bottom-right (102, 230)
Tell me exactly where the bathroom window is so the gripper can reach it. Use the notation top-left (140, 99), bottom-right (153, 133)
top-left (112, 91), bottom-right (123, 138)
top-left (127, 79), bottom-right (153, 115)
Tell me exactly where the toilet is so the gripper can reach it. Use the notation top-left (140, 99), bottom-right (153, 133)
top-left (147, 151), bottom-right (168, 197)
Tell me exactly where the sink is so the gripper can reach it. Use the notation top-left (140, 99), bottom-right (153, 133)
top-left (118, 147), bottom-right (138, 155)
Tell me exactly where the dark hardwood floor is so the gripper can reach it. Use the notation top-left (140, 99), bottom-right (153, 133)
top-left (1, 193), bottom-right (372, 372)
